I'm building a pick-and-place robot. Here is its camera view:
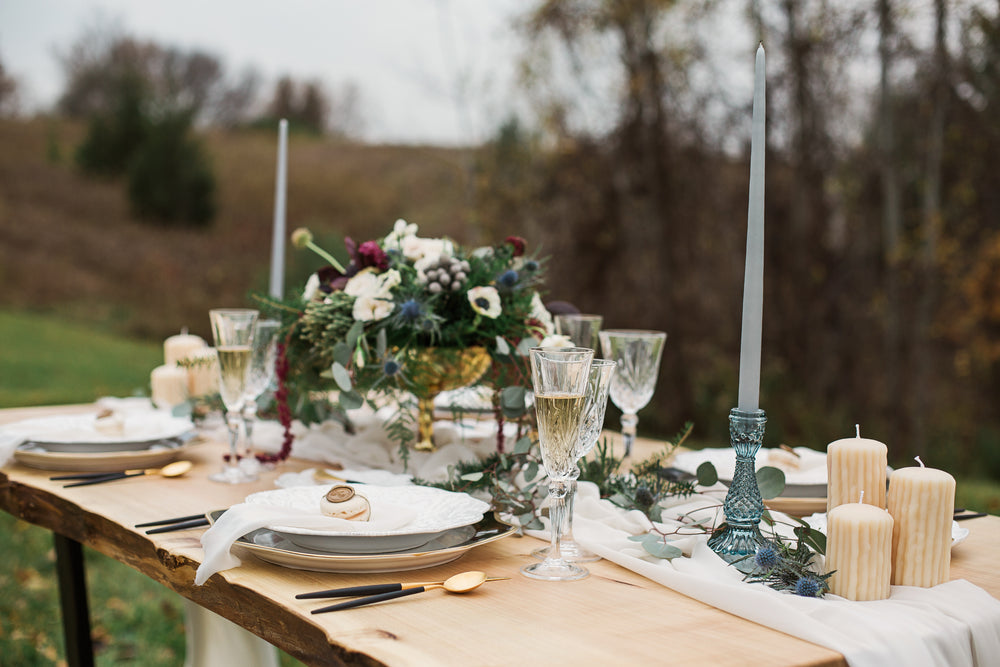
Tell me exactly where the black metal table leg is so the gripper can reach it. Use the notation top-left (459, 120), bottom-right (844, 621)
top-left (53, 533), bottom-right (95, 667)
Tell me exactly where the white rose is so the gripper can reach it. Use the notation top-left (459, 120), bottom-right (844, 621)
top-left (302, 273), bottom-right (320, 301)
top-left (344, 269), bottom-right (381, 298)
top-left (530, 292), bottom-right (554, 336)
top-left (538, 334), bottom-right (574, 348)
top-left (353, 295), bottom-right (394, 322)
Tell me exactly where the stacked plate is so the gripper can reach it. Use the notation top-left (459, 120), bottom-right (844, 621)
top-left (5, 412), bottom-right (194, 471)
top-left (232, 484), bottom-right (514, 573)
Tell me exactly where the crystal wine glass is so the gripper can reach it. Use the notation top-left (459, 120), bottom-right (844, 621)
top-left (599, 329), bottom-right (667, 457)
top-left (242, 318), bottom-right (281, 454)
top-left (555, 313), bottom-right (603, 351)
top-left (209, 308), bottom-right (259, 484)
top-left (534, 358), bottom-right (616, 563)
top-left (523, 346), bottom-right (594, 582)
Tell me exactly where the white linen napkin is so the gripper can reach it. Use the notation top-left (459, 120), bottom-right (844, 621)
top-left (555, 483), bottom-right (1000, 667)
top-left (194, 501), bottom-right (417, 585)
top-left (0, 433), bottom-right (26, 466)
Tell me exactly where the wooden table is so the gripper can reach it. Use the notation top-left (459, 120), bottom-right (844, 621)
top-left (2, 404), bottom-right (998, 667)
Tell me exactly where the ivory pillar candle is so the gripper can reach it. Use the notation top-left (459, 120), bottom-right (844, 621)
top-left (825, 501), bottom-right (893, 601)
top-left (888, 462), bottom-right (955, 587)
top-left (164, 331), bottom-right (207, 366)
top-left (827, 429), bottom-right (887, 511)
top-left (187, 347), bottom-right (220, 398)
top-left (151, 364), bottom-right (188, 409)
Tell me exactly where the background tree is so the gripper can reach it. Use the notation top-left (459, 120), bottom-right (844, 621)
top-left (0, 59), bottom-right (19, 116)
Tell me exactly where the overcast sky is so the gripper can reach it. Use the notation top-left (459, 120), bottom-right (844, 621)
top-left (0, 0), bottom-right (529, 145)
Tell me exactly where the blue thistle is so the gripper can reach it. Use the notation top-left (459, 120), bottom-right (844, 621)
top-left (383, 360), bottom-right (401, 377)
top-left (794, 577), bottom-right (821, 598)
top-left (754, 545), bottom-right (781, 571)
top-left (497, 270), bottom-right (519, 288)
top-left (400, 299), bottom-right (421, 322)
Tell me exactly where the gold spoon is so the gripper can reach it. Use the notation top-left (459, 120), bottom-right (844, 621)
top-left (310, 571), bottom-right (509, 613)
top-left (126, 460), bottom-right (194, 478)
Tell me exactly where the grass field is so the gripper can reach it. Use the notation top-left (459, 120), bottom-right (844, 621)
top-left (0, 310), bottom-right (997, 664)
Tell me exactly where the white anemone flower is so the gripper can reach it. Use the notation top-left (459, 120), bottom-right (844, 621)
top-left (468, 285), bottom-right (502, 319)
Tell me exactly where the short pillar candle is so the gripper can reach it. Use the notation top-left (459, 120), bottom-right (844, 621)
top-left (151, 364), bottom-right (188, 409)
top-left (827, 427), bottom-right (887, 511)
top-left (887, 460), bottom-right (955, 587)
top-left (825, 500), bottom-right (893, 601)
top-left (164, 331), bottom-right (207, 366)
top-left (187, 347), bottom-right (220, 398)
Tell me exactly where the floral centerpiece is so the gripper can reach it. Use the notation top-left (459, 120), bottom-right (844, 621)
top-left (262, 219), bottom-right (560, 461)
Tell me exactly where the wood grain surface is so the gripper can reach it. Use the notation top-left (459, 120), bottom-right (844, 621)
top-left (2, 404), bottom-right (993, 667)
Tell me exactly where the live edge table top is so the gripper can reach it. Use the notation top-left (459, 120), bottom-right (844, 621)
top-left (2, 404), bottom-right (997, 667)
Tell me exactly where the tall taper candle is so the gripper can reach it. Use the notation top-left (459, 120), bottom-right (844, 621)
top-left (738, 44), bottom-right (766, 412)
top-left (269, 118), bottom-right (288, 299)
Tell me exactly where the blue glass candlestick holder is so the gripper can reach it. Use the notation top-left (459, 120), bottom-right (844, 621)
top-left (708, 407), bottom-right (767, 570)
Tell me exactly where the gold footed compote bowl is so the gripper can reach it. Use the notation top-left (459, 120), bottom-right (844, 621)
top-left (407, 347), bottom-right (492, 451)
top-left (522, 346), bottom-right (594, 582)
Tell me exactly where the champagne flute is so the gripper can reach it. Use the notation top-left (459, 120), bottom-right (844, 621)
top-left (555, 313), bottom-right (603, 350)
top-left (209, 308), bottom-right (259, 484)
top-left (599, 330), bottom-right (667, 457)
top-left (523, 346), bottom-right (594, 582)
top-left (242, 318), bottom-right (281, 454)
top-left (534, 358), bottom-right (616, 563)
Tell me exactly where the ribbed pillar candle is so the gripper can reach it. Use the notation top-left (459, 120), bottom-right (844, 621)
top-left (187, 347), bottom-right (220, 398)
top-left (164, 331), bottom-right (207, 366)
top-left (826, 501), bottom-right (894, 601)
top-left (151, 364), bottom-right (188, 409)
top-left (827, 430), bottom-right (887, 511)
top-left (888, 463), bottom-right (955, 587)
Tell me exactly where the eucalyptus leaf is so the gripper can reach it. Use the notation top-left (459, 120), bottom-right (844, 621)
top-left (696, 461), bottom-right (718, 487)
top-left (513, 436), bottom-right (533, 455)
top-left (517, 512), bottom-right (535, 526)
top-left (376, 328), bottom-right (387, 359)
top-left (460, 472), bottom-right (484, 482)
top-left (495, 336), bottom-right (511, 356)
top-left (523, 517), bottom-right (545, 531)
top-left (346, 321), bottom-right (365, 350)
top-left (340, 390), bottom-right (364, 410)
top-left (331, 362), bottom-right (353, 392)
top-left (756, 466), bottom-right (786, 499)
top-left (516, 336), bottom-right (539, 356)
top-left (524, 461), bottom-right (539, 482)
top-left (500, 386), bottom-right (528, 419)
top-left (642, 540), bottom-right (683, 560)
top-left (332, 342), bottom-right (352, 367)
top-left (627, 534), bottom-right (650, 543)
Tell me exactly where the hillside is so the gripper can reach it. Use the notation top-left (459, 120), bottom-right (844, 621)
top-left (0, 117), bottom-right (478, 341)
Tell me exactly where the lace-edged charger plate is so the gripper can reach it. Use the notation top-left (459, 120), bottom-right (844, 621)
top-left (213, 511), bottom-right (516, 573)
top-left (3, 413), bottom-right (194, 452)
top-left (243, 484), bottom-right (491, 554)
top-left (14, 440), bottom-right (187, 472)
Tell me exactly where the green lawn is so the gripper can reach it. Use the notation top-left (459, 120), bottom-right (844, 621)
top-left (0, 310), bottom-right (303, 665)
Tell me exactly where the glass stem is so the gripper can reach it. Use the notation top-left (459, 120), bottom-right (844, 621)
top-left (243, 404), bottom-right (258, 454)
top-left (546, 479), bottom-right (568, 563)
top-left (225, 411), bottom-right (242, 470)
top-left (621, 412), bottom-right (638, 457)
top-left (563, 478), bottom-right (578, 544)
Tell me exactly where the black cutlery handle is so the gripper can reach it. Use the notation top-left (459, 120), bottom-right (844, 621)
top-left (311, 586), bottom-right (426, 613)
top-left (63, 471), bottom-right (144, 487)
top-left (135, 513), bottom-right (208, 528)
top-left (297, 583), bottom-right (404, 600)
top-left (145, 518), bottom-right (210, 534)
top-left (50, 471), bottom-right (123, 480)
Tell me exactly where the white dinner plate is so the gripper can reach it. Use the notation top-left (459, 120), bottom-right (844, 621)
top-left (243, 484), bottom-right (490, 554)
top-left (803, 512), bottom-right (970, 548)
top-left (216, 511), bottom-right (516, 573)
top-left (3, 412), bottom-right (194, 452)
top-left (14, 440), bottom-right (187, 472)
